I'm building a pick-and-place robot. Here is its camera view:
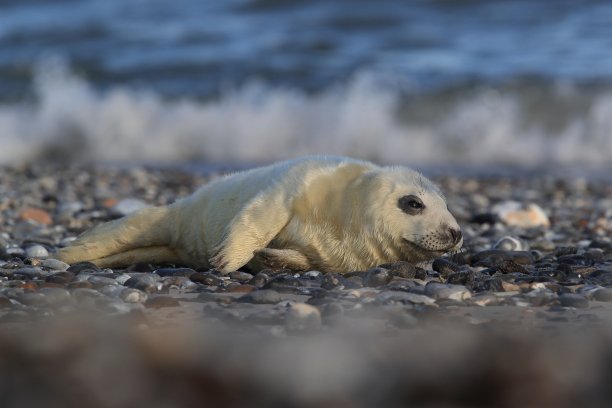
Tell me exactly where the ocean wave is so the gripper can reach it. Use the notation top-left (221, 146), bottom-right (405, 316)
top-left (1, 61), bottom-right (611, 168)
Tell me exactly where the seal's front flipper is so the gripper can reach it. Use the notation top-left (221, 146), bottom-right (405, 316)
top-left (209, 188), bottom-right (292, 273)
top-left (249, 248), bottom-right (311, 271)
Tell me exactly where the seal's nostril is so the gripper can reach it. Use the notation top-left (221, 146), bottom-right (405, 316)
top-left (449, 228), bottom-right (462, 244)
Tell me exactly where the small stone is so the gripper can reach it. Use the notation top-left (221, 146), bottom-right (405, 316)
top-left (447, 270), bottom-right (474, 287)
top-left (494, 236), bottom-right (529, 251)
top-left (285, 303), bottom-right (321, 331)
top-left (238, 289), bottom-right (282, 304)
top-left (190, 272), bottom-right (223, 286)
top-left (375, 291), bottom-right (436, 305)
top-left (67, 262), bottom-right (101, 274)
top-left (39, 287), bottom-right (72, 307)
top-left (501, 281), bottom-right (520, 292)
top-left (379, 262), bottom-right (417, 279)
top-left (46, 271), bottom-right (75, 285)
top-left (302, 270), bottom-right (322, 280)
top-left (363, 267), bottom-right (392, 287)
top-left (25, 245), bottom-right (49, 259)
top-left (124, 274), bottom-right (160, 293)
top-left (16, 292), bottom-right (47, 306)
top-left (19, 208), bottom-right (52, 225)
top-left (432, 258), bottom-right (460, 277)
top-left (592, 288), bottom-right (612, 302)
top-left (145, 296), bottom-right (180, 309)
top-left (0, 296), bottom-right (12, 308)
top-left (13, 267), bottom-right (49, 279)
top-left (470, 294), bottom-right (501, 306)
top-left (425, 283), bottom-right (472, 301)
top-left (88, 275), bottom-right (120, 287)
top-left (492, 201), bottom-right (550, 228)
top-left (482, 278), bottom-right (504, 292)
top-left (321, 273), bottom-right (345, 290)
top-left (229, 271), bottom-right (254, 283)
top-left (42, 258), bottom-right (70, 271)
top-left (110, 198), bottom-right (150, 216)
top-left (249, 272), bottom-right (271, 288)
top-left (559, 293), bottom-right (589, 308)
top-left (225, 284), bottom-right (257, 293)
top-left (154, 267), bottom-right (196, 277)
top-left (120, 288), bottom-right (148, 303)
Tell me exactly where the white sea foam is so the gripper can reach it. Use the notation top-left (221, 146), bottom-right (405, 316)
top-left (1, 61), bottom-right (611, 168)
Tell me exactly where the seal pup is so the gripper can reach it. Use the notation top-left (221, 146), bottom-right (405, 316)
top-left (57, 156), bottom-right (462, 273)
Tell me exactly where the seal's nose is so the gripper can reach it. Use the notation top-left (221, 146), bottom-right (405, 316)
top-left (449, 228), bottom-right (462, 245)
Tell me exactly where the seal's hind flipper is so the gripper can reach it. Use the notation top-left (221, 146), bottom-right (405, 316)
top-left (57, 206), bottom-right (173, 266)
top-left (88, 246), bottom-right (182, 268)
top-left (248, 248), bottom-right (311, 271)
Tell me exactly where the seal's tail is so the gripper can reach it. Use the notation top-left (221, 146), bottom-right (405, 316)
top-left (56, 206), bottom-right (182, 267)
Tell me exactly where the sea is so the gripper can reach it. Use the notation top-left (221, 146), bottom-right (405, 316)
top-left (1, 0), bottom-right (611, 174)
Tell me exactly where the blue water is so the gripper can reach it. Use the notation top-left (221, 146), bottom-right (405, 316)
top-left (0, 0), bottom-right (611, 168)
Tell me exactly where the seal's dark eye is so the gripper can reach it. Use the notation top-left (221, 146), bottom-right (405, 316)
top-left (398, 195), bottom-right (425, 215)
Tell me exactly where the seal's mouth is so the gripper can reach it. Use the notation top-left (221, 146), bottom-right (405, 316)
top-left (401, 238), bottom-right (457, 255)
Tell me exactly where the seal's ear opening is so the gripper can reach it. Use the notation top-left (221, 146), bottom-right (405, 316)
top-left (398, 195), bottom-right (425, 215)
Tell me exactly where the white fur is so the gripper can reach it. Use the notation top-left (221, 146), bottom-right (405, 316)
top-left (58, 156), bottom-right (462, 273)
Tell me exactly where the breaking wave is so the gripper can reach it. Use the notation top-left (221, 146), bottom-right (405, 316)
top-left (1, 61), bottom-right (611, 169)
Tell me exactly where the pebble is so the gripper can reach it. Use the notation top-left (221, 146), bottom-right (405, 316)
top-left (19, 208), bottom-right (52, 225)
top-left (190, 272), bottom-right (223, 286)
top-left (492, 201), bottom-right (550, 228)
top-left (110, 198), bottom-right (150, 216)
top-left (363, 267), bottom-right (392, 287)
top-left (425, 283), bottom-right (472, 301)
top-left (42, 258), bottom-right (70, 271)
top-left (124, 275), bottom-right (160, 293)
top-left (285, 303), bottom-right (321, 331)
top-left (154, 267), bottom-right (196, 277)
top-left (321, 273), bottom-right (345, 290)
top-left (494, 236), bottom-right (529, 251)
top-left (120, 288), bottom-right (148, 303)
top-left (144, 296), bottom-right (180, 309)
top-left (559, 293), bottom-right (589, 308)
top-left (238, 289), bottom-right (282, 304)
top-left (592, 288), bottom-right (612, 302)
top-left (432, 258), bottom-right (460, 277)
top-left (375, 291), bottom-right (436, 305)
top-left (25, 245), bottom-right (49, 259)
top-left (229, 271), bottom-right (254, 282)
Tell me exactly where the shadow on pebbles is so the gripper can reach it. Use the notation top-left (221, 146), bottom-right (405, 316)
top-left (1, 164), bottom-right (611, 407)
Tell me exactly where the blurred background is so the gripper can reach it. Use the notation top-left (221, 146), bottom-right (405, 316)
top-left (1, 0), bottom-right (611, 170)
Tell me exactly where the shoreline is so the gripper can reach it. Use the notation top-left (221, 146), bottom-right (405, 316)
top-left (1, 162), bottom-right (611, 406)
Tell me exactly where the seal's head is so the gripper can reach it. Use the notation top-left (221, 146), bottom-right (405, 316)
top-left (359, 167), bottom-right (463, 262)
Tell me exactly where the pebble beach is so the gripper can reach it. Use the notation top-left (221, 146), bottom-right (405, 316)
top-left (1, 163), bottom-right (611, 407)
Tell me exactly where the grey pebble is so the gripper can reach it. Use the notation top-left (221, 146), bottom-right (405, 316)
top-left (16, 292), bottom-right (47, 307)
top-left (425, 283), bottom-right (472, 301)
top-left (285, 303), bottom-right (321, 331)
top-left (13, 267), bottom-right (49, 279)
top-left (494, 236), bottom-right (529, 251)
top-left (363, 267), bottom-right (392, 287)
top-left (238, 289), bottom-right (282, 304)
top-left (559, 293), bottom-right (589, 308)
top-left (111, 198), bottom-right (150, 216)
top-left (321, 273), bottom-right (345, 290)
top-left (229, 271), bottom-right (254, 283)
top-left (592, 288), bottom-right (612, 302)
top-left (120, 288), bottom-right (148, 303)
top-left (302, 270), bottom-right (322, 280)
top-left (375, 291), bottom-right (436, 305)
top-left (41, 258), bottom-right (70, 271)
top-left (88, 275), bottom-right (120, 287)
top-left (154, 267), bottom-right (196, 278)
top-left (25, 245), bottom-right (49, 259)
top-left (38, 287), bottom-right (72, 307)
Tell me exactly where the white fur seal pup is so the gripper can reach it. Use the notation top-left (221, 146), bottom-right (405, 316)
top-left (57, 156), bottom-right (462, 273)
